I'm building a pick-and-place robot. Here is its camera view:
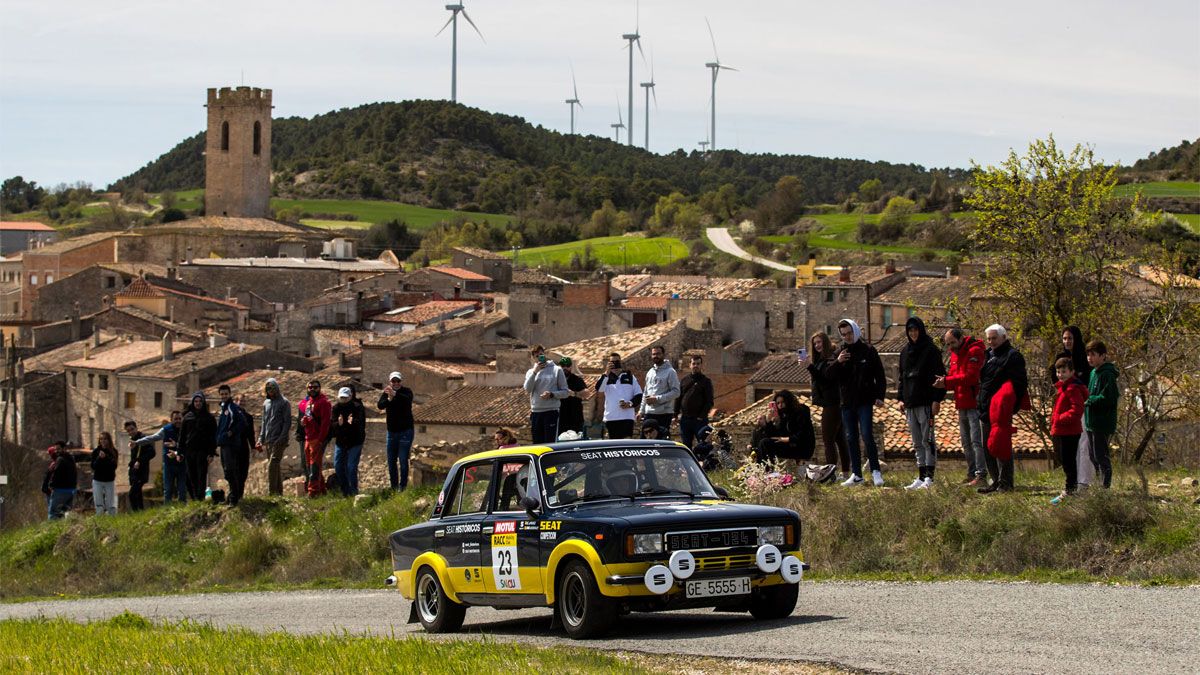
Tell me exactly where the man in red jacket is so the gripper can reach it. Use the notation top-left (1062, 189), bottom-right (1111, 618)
top-left (934, 328), bottom-right (987, 486)
top-left (298, 379), bottom-right (332, 497)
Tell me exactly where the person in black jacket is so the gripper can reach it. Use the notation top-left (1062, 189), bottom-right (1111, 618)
top-left (897, 317), bottom-right (947, 489)
top-left (331, 386), bottom-right (367, 496)
top-left (557, 357), bottom-right (592, 437)
top-left (676, 354), bottom-right (715, 449)
top-left (378, 371), bottom-right (415, 491)
top-left (830, 319), bottom-right (888, 486)
top-left (976, 324), bottom-right (1028, 493)
top-left (179, 392), bottom-right (217, 501)
top-left (42, 441), bottom-right (77, 520)
top-left (803, 332), bottom-right (850, 478)
top-left (90, 431), bottom-right (119, 515)
top-left (753, 389), bottom-right (816, 464)
top-left (123, 420), bottom-right (156, 511)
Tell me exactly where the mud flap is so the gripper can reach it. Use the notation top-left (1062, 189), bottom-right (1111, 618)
top-left (407, 601), bottom-right (419, 624)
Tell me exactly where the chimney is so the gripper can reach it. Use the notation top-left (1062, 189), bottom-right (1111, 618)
top-left (92, 331), bottom-right (101, 348)
top-left (338, 351), bottom-right (347, 368)
top-left (838, 267), bottom-right (851, 283)
top-left (945, 266), bottom-right (952, 278)
top-left (162, 332), bottom-right (174, 362)
top-left (437, 321), bottom-right (447, 333)
top-left (70, 309), bottom-right (81, 342)
top-left (187, 363), bottom-right (200, 394)
top-left (83, 343), bottom-right (91, 360)
top-left (453, 284), bottom-right (461, 299)
top-left (185, 247), bottom-right (194, 264)
top-left (885, 259), bottom-right (896, 274)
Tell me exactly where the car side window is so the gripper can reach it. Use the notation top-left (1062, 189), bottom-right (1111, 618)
top-left (448, 461), bottom-right (495, 517)
top-left (493, 458), bottom-right (535, 512)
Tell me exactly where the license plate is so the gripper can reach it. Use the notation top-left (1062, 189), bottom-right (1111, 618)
top-left (685, 576), bottom-right (751, 598)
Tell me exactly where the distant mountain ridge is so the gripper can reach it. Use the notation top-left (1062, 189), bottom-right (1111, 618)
top-left (112, 100), bottom-right (962, 215)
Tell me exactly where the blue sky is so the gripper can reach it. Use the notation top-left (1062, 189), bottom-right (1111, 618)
top-left (1, 0), bottom-right (1197, 188)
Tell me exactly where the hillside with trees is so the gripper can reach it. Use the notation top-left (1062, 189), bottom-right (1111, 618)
top-left (1128, 138), bottom-right (1200, 180)
top-left (112, 100), bottom-right (962, 218)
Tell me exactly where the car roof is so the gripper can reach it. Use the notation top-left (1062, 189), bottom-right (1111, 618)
top-left (456, 439), bottom-right (687, 466)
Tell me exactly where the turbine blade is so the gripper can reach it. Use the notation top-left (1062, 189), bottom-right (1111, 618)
top-left (435, 14), bottom-right (454, 37)
top-left (636, 37), bottom-right (646, 64)
top-left (705, 17), bottom-right (720, 62)
top-left (720, 64), bottom-right (739, 72)
top-left (461, 9), bottom-right (486, 43)
top-left (571, 62), bottom-right (580, 101)
top-left (636, 0), bottom-right (640, 34)
top-left (651, 85), bottom-right (658, 109)
top-left (617, 96), bottom-right (623, 125)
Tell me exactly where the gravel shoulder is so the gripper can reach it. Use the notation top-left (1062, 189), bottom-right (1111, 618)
top-left (2, 581), bottom-right (1197, 674)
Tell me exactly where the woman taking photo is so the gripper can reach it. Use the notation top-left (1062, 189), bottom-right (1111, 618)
top-left (753, 389), bottom-right (816, 465)
top-left (803, 333), bottom-right (851, 479)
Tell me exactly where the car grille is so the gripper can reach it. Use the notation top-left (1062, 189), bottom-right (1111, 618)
top-left (666, 528), bottom-right (757, 552)
top-left (695, 553), bottom-right (756, 572)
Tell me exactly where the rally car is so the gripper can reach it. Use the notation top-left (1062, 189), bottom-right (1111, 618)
top-left (388, 439), bottom-right (806, 639)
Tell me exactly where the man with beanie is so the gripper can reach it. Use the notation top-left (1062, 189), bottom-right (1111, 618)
top-left (299, 379), bottom-right (332, 497)
top-left (897, 317), bottom-right (946, 489)
top-left (216, 384), bottom-right (247, 506)
top-left (378, 371), bottom-right (415, 491)
top-left (830, 319), bottom-right (888, 487)
top-left (524, 345), bottom-right (569, 443)
top-left (255, 378), bottom-right (292, 496)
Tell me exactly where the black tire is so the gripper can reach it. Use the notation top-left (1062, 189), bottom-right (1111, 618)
top-left (749, 582), bottom-right (798, 620)
top-left (414, 567), bottom-right (466, 633)
top-left (556, 559), bottom-right (617, 639)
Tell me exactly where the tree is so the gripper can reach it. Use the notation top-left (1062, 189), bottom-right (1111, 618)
top-left (1, 176), bottom-right (45, 214)
top-left (962, 136), bottom-right (1200, 468)
top-left (858, 178), bottom-right (882, 203)
top-left (584, 200), bottom-right (632, 239)
top-left (878, 196), bottom-right (917, 229)
top-left (699, 183), bottom-right (740, 222)
top-left (648, 192), bottom-right (704, 240)
top-left (754, 175), bottom-right (806, 232)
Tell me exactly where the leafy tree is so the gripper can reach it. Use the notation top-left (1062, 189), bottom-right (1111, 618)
top-left (584, 200), bottom-right (632, 239)
top-left (754, 175), bottom-right (806, 232)
top-left (962, 136), bottom-right (1200, 467)
top-left (879, 196), bottom-right (917, 229)
top-left (1, 176), bottom-right (45, 214)
top-left (699, 183), bottom-right (740, 222)
top-left (926, 172), bottom-right (949, 211)
top-left (648, 192), bottom-right (704, 240)
top-left (858, 178), bottom-right (882, 202)
top-left (159, 190), bottom-right (178, 210)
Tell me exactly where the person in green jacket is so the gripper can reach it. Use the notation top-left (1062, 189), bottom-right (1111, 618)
top-left (1084, 340), bottom-right (1118, 489)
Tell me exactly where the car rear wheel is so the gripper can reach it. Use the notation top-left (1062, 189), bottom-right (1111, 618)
top-left (557, 559), bottom-right (617, 639)
top-left (415, 567), bottom-right (466, 633)
top-left (749, 582), bottom-right (798, 620)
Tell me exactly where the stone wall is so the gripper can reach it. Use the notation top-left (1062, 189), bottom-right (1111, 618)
top-left (4, 372), bottom-right (66, 451)
top-left (22, 237), bottom-right (119, 319)
top-left (668, 298), bottom-right (767, 355)
top-left (750, 287), bottom-right (809, 353)
top-left (509, 296), bottom-right (607, 348)
top-left (177, 265), bottom-right (348, 306)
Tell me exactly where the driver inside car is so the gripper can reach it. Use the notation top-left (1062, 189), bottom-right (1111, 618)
top-left (604, 466), bottom-right (639, 496)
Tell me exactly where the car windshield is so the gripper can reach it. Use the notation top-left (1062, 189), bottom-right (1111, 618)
top-left (539, 446), bottom-right (718, 507)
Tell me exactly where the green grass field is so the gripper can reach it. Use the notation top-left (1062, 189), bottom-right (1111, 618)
top-left (1113, 181), bottom-right (1200, 198)
top-left (0, 614), bottom-right (653, 673)
top-left (505, 235), bottom-right (691, 268)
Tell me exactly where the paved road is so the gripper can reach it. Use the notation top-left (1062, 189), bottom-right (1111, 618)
top-left (705, 227), bottom-right (796, 272)
top-left (4, 581), bottom-right (1197, 674)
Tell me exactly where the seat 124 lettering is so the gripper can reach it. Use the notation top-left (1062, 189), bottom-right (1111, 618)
top-left (388, 439), bottom-right (807, 638)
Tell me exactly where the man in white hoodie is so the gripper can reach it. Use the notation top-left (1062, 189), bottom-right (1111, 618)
top-left (524, 344), bottom-right (569, 444)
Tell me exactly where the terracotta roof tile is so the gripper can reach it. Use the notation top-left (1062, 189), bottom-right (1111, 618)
top-left (807, 265), bottom-right (900, 287)
top-left (21, 332), bottom-right (123, 374)
top-left (747, 354), bottom-right (812, 386)
top-left (631, 277), bottom-right (773, 300)
top-left (428, 266), bottom-right (493, 281)
top-left (511, 268), bottom-right (569, 286)
top-left (407, 359), bottom-right (494, 377)
top-left (63, 339), bottom-right (193, 372)
top-left (717, 394), bottom-right (1046, 455)
top-left (873, 277), bottom-right (973, 306)
top-left (123, 343), bottom-right (263, 380)
top-left (414, 386), bottom-right (529, 426)
top-left (22, 231), bottom-right (116, 256)
top-left (102, 306), bottom-right (206, 340)
top-left (372, 300), bottom-right (479, 325)
top-left (609, 274), bottom-right (652, 292)
top-left (619, 296), bottom-right (669, 310)
top-left (0, 221), bottom-right (55, 232)
top-left (138, 216), bottom-right (306, 235)
top-left (552, 319), bottom-right (684, 371)
top-left (117, 277), bottom-right (166, 299)
top-left (205, 366), bottom-right (379, 412)
top-left (364, 311), bottom-right (508, 348)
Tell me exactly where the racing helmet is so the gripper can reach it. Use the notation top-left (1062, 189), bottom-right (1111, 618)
top-left (605, 467), bottom-right (639, 495)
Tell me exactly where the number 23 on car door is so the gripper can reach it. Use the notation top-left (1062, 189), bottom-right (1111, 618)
top-left (490, 520), bottom-right (521, 590)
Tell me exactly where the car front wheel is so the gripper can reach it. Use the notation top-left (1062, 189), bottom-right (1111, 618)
top-left (415, 567), bottom-right (466, 633)
top-left (557, 559), bottom-right (617, 639)
top-left (749, 582), bottom-right (798, 620)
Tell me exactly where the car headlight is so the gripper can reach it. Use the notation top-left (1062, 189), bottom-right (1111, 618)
top-left (629, 533), bottom-right (664, 555)
top-left (758, 525), bottom-right (786, 546)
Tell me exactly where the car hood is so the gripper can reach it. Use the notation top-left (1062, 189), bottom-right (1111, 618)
top-left (555, 499), bottom-right (797, 529)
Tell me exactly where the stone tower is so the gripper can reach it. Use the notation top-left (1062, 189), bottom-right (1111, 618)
top-left (204, 86), bottom-right (272, 218)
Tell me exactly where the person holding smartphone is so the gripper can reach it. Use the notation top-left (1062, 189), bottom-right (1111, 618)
top-left (829, 319), bottom-right (888, 487)
top-left (523, 344), bottom-right (569, 443)
top-left (803, 332), bottom-right (851, 480)
top-left (593, 352), bottom-right (642, 439)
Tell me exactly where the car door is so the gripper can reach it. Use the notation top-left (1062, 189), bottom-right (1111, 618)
top-left (434, 460), bottom-right (495, 597)
top-left (481, 456), bottom-right (544, 598)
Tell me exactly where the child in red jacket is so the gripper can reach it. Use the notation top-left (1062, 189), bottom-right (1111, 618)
top-left (1050, 357), bottom-right (1088, 504)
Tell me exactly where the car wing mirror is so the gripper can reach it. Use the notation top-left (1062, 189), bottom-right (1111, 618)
top-left (713, 486), bottom-right (730, 499)
top-left (520, 495), bottom-right (540, 515)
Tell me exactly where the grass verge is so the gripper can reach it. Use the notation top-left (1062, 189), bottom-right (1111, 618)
top-left (504, 235), bottom-right (690, 268)
top-left (1112, 181), bottom-right (1200, 198)
top-left (2, 469), bottom-right (1196, 603)
top-left (0, 613), bottom-right (653, 673)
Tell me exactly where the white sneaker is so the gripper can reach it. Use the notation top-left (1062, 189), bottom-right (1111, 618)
top-left (904, 478), bottom-right (924, 490)
top-left (916, 478), bottom-right (932, 490)
top-left (840, 475), bottom-right (864, 487)
top-left (871, 470), bottom-right (885, 487)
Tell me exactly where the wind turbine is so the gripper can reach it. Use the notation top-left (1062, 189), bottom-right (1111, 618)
top-left (437, 3), bottom-right (485, 103)
top-left (621, 2), bottom-right (645, 147)
top-left (703, 17), bottom-right (737, 150)
top-left (639, 52), bottom-right (656, 150)
top-left (698, 140), bottom-right (710, 153)
top-left (610, 97), bottom-right (626, 144)
top-left (565, 64), bottom-right (582, 135)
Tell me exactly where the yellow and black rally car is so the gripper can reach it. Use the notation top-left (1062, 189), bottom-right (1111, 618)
top-left (388, 439), bottom-right (806, 638)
